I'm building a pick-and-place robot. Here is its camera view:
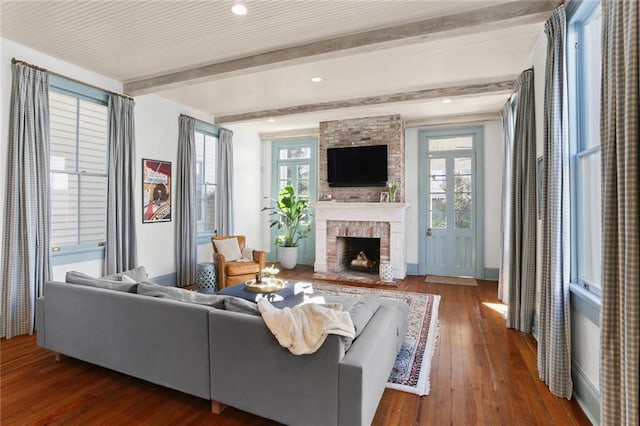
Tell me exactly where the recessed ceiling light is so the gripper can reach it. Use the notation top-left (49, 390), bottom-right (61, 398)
top-left (442, 99), bottom-right (452, 104)
top-left (311, 77), bottom-right (322, 83)
top-left (268, 118), bottom-right (275, 123)
top-left (231, 3), bottom-right (247, 15)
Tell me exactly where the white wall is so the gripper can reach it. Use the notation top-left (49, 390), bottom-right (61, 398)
top-left (225, 124), bottom-right (264, 252)
top-left (134, 94), bottom-right (215, 275)
top-left (404, 120), bottom-right (504, 272)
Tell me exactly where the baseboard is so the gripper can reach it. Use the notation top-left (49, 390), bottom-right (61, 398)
top-left (483, 267), bottom-right (499, 280)
top-left (572, 359), bottom-right (601, 425)
top-left (150, 272), bottom-right (177, 286)
top-left (406, 263), bottom-right (419, 275)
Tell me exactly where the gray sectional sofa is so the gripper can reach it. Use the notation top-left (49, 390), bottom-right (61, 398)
top-left (36, 272), bottom-right (409, 426)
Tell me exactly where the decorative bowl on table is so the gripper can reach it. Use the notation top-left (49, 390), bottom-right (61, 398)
top-left (244, 278), bottom-right (285, 293)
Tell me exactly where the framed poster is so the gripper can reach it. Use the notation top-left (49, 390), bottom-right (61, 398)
top-left (143, 159), bottom-right (172, 223)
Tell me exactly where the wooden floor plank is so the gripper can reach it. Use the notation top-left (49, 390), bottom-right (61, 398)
top-left (1, 266), bottom-right (591, 425)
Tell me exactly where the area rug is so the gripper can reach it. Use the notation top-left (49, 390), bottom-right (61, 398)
top-left (312, 282), bottom-right (440, 396)
top-left (312, 271), bottom-right (398, 286)
top-left (425, 275), bottom-right (477, 286)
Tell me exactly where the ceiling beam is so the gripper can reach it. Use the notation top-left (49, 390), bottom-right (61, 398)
top-left (215, 79), bottom-right (514, 124)
top-left (123, 0), bottom-right (555, 95)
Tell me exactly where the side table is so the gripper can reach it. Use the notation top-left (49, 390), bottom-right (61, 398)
top-left (195, 262), bottom-right (217, 294)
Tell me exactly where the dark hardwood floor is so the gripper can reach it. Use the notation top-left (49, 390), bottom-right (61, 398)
top-left (1, 266), bottom-right (591, 425)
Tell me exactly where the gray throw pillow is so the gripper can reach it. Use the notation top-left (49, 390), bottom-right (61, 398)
top-left (121, 266), bottom-right (149, 282)
top-left (65, 271), bottom-right (138, 293)
top-left (137, 282), bottom-right (225, 308)
top-left (347, 294), bottom-right (381, 338)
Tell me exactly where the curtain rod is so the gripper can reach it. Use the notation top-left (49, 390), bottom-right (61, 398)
top-left (11, 58), bottom-right (134, 100)
top-left (180, 113), bottom-right (227, 131)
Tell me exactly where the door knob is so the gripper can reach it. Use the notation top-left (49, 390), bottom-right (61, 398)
top-left (427, 228), bottom-right (432, 237)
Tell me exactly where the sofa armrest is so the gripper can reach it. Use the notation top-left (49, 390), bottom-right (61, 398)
top-left (252, 250), bottom-right (266, 269)
top-left (338, 304), bottom-right (403, 426)
top-left (209, 309), bottom-right (344, 426)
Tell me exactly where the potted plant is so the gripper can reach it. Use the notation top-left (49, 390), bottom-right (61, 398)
top-left (262, 185), bottom-right (311, 269)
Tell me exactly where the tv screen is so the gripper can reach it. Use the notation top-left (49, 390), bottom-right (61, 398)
top-left (327, 144), bottom-right (388, 187)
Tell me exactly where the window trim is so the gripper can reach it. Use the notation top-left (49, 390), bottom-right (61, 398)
top-left (194, 122), bottom-right (219, 245)
top-left (567, 0), bottom-right (603, 300)
top-left (49, 76), bottom-right (109, 265)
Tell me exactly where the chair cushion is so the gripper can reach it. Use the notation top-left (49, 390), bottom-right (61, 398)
top-left (214, 238), bottom-right (244, 261)
top-left (226, 261), bottom-right (261, 276)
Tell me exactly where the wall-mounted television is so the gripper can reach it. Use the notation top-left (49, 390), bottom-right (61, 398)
top-left (327, 144), bottom-right (388, 187)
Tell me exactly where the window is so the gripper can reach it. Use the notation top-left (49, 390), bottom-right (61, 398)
top-left (195, 127), bottom-right (217, 238)
top-left (49, 77), bottom-right (109, 261)
top-left (569, 0), bottom-right (602, 297)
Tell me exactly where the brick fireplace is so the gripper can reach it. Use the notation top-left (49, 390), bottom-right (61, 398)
top-left (312, 202), bottom-right (409, 279)
top-left (313, 114), bottom-right (408, 279)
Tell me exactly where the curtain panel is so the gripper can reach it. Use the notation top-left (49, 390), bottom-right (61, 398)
top-left (506, 69), bottom-right (537, 333)
top-left (215, 128), bottom-right (234, 236)
top-left (175, 116), bottom-right (197, 287)
top-left (105, 95), bottom-right (137, 274)
top-left (600, 1), bottom-right (639, 424)
top-left (498, 101), bottom-right (515, 303)
top-left (537, 5), bottom-right (572, 399)
top-left (1, 63), bottom-right (51, 338)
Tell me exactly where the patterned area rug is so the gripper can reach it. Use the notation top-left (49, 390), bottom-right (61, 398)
top-left (312, 271), bottom-right (398, 286)
top-left (312, 282), bottom-right (440, 396)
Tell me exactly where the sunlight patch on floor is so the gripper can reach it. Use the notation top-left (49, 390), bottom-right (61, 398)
top-left (483, 302), bottom-right (508, 318)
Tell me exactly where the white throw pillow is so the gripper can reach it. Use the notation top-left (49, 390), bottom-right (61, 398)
top-left (214, 238), bottom-right (243, 261)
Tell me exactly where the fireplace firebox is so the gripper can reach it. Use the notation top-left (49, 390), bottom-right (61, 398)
top-left (336, 237), bottom-right (380, 274)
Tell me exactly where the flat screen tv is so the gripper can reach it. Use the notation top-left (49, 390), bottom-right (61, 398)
top-left (327, 144), bottom-right (388, 187)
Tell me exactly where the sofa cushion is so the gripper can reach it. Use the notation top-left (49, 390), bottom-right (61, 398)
top-left (226, 261), bottom-right (261, 276)
top-left (214, 238), bottom-right (243, 261)
top-left (347, 294), bottom-right (381, 338)
top-left (65, 271), bottom-right (138, 293)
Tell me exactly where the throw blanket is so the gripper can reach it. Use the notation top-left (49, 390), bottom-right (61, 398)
top-left (257, 299), bottom-right (355, 355)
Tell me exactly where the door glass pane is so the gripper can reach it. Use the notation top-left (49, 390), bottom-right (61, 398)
top-left (454, 157), bottom-right (472, 229)
top-left (429, 136), bottom-right (473, 151)
top-left (429, 158), bottom-right (446, 228)
top-left (280, 147), bottom-right (311, 160)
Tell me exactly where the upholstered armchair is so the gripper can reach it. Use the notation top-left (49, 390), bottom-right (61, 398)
top-left (211, 235), bottom-right (266, 289)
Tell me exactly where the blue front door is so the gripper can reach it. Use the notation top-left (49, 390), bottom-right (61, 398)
top-left (271, 139), bottom-right (317, 265)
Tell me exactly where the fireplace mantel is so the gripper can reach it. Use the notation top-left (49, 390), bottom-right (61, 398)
top-left (311, 202), bottom-right (410, 279)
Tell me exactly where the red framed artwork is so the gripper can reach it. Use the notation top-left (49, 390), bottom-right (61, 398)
top-left (142, 159), bottom-right (172, 223)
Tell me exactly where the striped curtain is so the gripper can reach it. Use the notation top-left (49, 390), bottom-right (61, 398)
top-left (600, 1), bottom-right (639, 424)
top-left (215, 128), bottom-right (234, 236)
top-left (0, 63), bottom-right (51, 338)
top-left (105, 95), bottom-right (137, 274)
top-left (498, 100), bottom-right (515, 303)
top-left (175, 115), bottom-right (197, 287)
top-left (537, 5), bottom-right (572, 399)
top-left (506, 69), bottom-right (537, 333)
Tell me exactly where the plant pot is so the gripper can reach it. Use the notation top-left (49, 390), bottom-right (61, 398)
top-left (277, 246), bottom-right (298, 269)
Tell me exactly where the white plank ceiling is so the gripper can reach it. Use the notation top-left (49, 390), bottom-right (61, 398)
top-left (0, 0), bottom-right (549, 134)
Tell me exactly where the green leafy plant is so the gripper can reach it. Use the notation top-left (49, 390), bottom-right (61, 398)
top-left (262, 185), bottom-right (311, 247)
top-left (388, 182), bottom-right (399, 202)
